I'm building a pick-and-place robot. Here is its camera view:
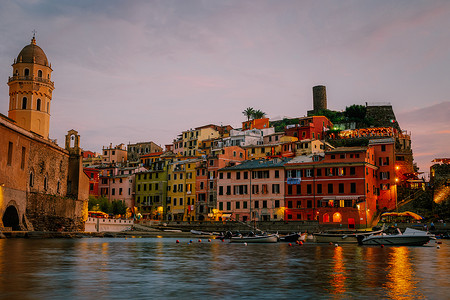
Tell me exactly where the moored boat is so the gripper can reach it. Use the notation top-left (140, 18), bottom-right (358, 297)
top-left (230, 233), bottom-right (279, 243)
top-left (357, 227), bottom-right (435, 246)
top-left (313, 228), bottom-right (384, 244)
top-left (279, 232), bottom-right (306, 242)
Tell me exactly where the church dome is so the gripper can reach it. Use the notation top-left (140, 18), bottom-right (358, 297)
top-left (16, 37), bottom-right (49, 66)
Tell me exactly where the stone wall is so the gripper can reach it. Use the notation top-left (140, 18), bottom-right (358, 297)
top-left (26, 192), bottom-right (86, 231)
top-left (366, 105), bottom-right (401, 131)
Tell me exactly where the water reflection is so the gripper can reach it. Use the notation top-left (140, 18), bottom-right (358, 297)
top-left (0, 239), bottom-right (448, 299)
top-left (386, 247), bottom-right (424, 300)
top-left (330, 246), bottom-right (347, 295)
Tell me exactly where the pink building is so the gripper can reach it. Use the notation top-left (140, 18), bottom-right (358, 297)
top-left (98, 165), bottom-right (146, 208)
top-left (217, 158), bottom-right (290, 222)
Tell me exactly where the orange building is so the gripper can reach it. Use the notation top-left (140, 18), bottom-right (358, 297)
top-left (242, 118), bottom-right (269, 131)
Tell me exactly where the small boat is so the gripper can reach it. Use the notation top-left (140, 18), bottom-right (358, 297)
top-left (314, 228), bottom-right (384, 244)
top-left (279, 232), bottom-right (306, 242)
top-left (357, 228), bottom-right (435, 246)
top-left (190, 230), bottom-right (214, 235)
top-left (230, 233), bottom-right (279, 243)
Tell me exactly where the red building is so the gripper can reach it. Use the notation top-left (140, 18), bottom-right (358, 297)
top-left (84, 167), bottom-right (100, 198)
top-left (284, 146), bottom-right (379, 228)
top-left (285, 116), bottom-right (333, 141)
top-left (369, 138), bottom-right (397, 211)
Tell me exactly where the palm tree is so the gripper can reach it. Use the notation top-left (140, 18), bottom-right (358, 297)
top-left (242, 107), bottom-right (255, 121)
top-left (252, 109), bottom-right (266, 119)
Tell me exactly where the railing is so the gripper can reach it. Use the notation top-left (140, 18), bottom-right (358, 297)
top-left (8, 75), bottom-right (54, 87)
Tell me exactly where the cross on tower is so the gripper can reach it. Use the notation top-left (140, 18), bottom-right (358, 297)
top-left (32, 30), bottom-right (37, 38)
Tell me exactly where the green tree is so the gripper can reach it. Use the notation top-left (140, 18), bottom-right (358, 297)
top-left (344, 105), bottom-right (366, 122)
top-left (111, 200), bottom-right (127, 215)
top-left (242, 107), bottom-right (255, 121)
top-left (252, 109), bottom-right (266, 119)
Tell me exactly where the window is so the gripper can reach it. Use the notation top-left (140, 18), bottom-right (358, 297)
top-left (328, 184), bottom-right (333, 194)
top-left (236, 172), bottom-right (241, 180)
top-left (339, 183), bottom-right (344, 194)
top-left (350, 183), bottom-right (356, 193)
top-left (38, 70), bottom-right (43, 77)
top-left (36, 99), bottom-right (41, 111)
top-left (226, 186), bottom-right (231, 195)
top-left (350, 167), bottom-right (356, 175)
top-left (112, 188), bottom-right (115, 195)
top-left (24, 68), bottom-right (30, 76)
top-left (317, 184), bottom-right (322, 194)
top-left (306, 169), bottom-right (313, 177)
top-left (219, 186), bottom-right (223, 195)
top-left (307, 184), bottom-right (312, 194)
top-left (262, 200), bottom-right (267, 208)
top-left (21, 147), bottom-right (26, 169)
top-left (7, 142), bottom-right (13, 166)
top-left (316, 168), bottom-right (322, 176)
top-left (287, 201), bottom-right (293, 208)
top-left (244, 172), bottom-right (248, 179)
top-left (340, 154), bottom-right (345, 159)
top-left (43, 176), bottom-right (48, 191)
top-left (254, 201), bottom-right (259, 208)
top-left (275, 170), bottom-right (279, 178)
top-left (227, 172), bottom-right (231, 179)
top-left (287, 185), bottom-right (292, 195)
top-left (331, 155), bottom-right (335, 159)
top-left (219, 172), bottom-right (223, 179)
top-left (219, 202), bottom-right (223, 210)
top-left (272, 184), bottom-right (280, 194)
top-left (22, 97), bottom-right (27, 109)
top-left (274, 200), bottom-right (280, 208)
top-left (381, 145), bottom-right (386, 152)
top-left (296, 185), bottom-right (301, 195)
top-left (252, 185), bottom-right (259, 194)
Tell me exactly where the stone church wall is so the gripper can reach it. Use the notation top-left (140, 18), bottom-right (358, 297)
top-left (26, 193), bottom-right (86, 231)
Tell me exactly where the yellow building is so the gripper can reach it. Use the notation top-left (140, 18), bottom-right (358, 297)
top-left (8, 36), bottom-right (54, 139)
top-left (166, 158), bottom-right (199, 221)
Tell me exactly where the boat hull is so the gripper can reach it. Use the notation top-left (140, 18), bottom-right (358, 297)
top-left (314, 230), bottom-right (383, 244)
top-left (358, 228), bottom-right (434, 246)
top-left (359, 235), bottom-right (431, 246)
top-left (230, 234), bottom-right (279, 243)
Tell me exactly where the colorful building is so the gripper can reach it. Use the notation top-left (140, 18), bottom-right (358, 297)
top-left (285, 116), bottom-right (333, 141)
top-left (196, 146), bottom-right (246, 221)
top-left (284, 147), bottom-right (378, 228)
top-left (102, 143), bottom-right (128, 164)
top-left (84, 167), bottom-right (100, 198)
top-left (127, 141), bottom-right (162, 162)
top-left (217, 158), bottom-right (290, 222)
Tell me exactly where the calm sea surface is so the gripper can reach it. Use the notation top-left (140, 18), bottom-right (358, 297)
top-left (0, 237), bottom-right (448, 299)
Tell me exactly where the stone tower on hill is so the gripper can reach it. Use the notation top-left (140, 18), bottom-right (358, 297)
top-left (7, 36), bottom-right (54, 139)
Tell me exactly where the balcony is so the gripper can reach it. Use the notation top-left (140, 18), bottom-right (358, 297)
top-left (8, 75), bottom-right (54, 88)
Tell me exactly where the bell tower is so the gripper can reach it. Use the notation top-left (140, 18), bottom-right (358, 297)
top-left (7, 35), bottom-right (54, 139)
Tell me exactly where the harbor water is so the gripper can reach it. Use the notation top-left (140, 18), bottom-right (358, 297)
top-left (0, 237), bottom-right (448, 299)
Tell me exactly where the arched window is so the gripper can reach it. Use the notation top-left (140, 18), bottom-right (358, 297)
top-left (22, 97), bottom-right (27, 109)
top-left (38, 70), bottom-right (43, 78)
top-left (37, 99), bottom-right (41, 111)
top-left (323, 213), bottom-right (330, 223)
top-left (29, 172), bottom-right (34, 187)
top-left (24, 68), bottom-right (30, 76)
top-left (332, 212), bottom-right (342, 223)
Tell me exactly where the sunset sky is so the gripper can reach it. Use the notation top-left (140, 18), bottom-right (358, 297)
top-left (0, 0), bottom-right (449, 175)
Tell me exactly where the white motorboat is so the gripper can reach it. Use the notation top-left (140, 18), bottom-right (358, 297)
top-left (230, 233), bottom-right (279, 243)
top-left (357, 228), bottom-right (435, 246)
top-left (313, 228), bottom-right (384, 244)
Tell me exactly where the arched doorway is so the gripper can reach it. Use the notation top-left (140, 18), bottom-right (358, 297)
top-left (3, 206), bottom-right (21, 231)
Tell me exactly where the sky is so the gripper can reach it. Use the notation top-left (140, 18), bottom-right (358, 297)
top-left (0, 0), bottom-right (449, 176)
